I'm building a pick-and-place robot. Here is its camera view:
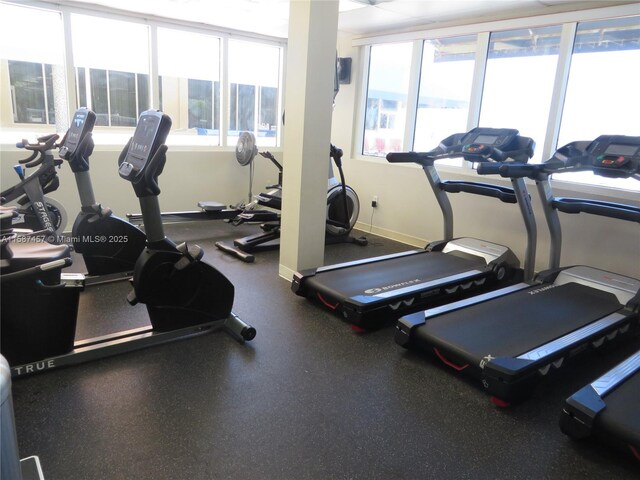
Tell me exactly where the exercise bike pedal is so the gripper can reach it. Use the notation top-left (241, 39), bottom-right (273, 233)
top-left (126, 289), bottom-right (138, 306)
top-left (173, 242), bottom-right (205, 270)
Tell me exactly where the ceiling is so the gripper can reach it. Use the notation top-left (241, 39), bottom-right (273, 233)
top-left (61, 0), bottom-right (638, 38)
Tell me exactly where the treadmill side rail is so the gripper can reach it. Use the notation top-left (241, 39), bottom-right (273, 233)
top-left (422, 283), bottom-right (531, 320)
top-left (482, 311), bottom-right (636, 403)
top-left (291, 250), bottom-right (424, 296)
top-left (516, 312), bottom-right (627, 361)
top-left (395, 312), bottom-right (427, 347)
top-left (560, 385), bottom-right (606, 439)
top-left (591, 349), bottom-right (640, 396)
top-left (560, 350), bottom-right (640, 440)
top-left (395, 283), bottom-right (531, 349)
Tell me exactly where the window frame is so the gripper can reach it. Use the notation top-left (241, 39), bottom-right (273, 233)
top-left (0, 0), bottom-right (286, 149)
top-left (352, 3), bottom-right (640, 198)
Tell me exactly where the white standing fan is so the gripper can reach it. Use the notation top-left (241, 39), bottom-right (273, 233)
top-left (235, 132), bottom-right (258, 205)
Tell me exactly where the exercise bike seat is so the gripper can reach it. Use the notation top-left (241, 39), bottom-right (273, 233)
top-left (0, 207), bottom-right (17, 230)
top-left (1, 235), bottom-right (70, 273)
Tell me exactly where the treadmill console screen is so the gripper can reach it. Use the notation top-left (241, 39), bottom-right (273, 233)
top-left (463, 128), bottom-right (519, 149)
top-left (474, 134), bottom-right (500, 145)
top-left (604, 143), bottom-right (639, 157)
top-left (59, 108), bottom-right (96, 158)
top-left (458, 128), bottom-right (522, 160)
top-left (584, 135), bottom-right (640, 174)
top-left (119, 110), bottom-right (171, 182)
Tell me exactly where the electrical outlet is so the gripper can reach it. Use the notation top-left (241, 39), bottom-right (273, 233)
top-left (371, 195), bottom-right (378, 208)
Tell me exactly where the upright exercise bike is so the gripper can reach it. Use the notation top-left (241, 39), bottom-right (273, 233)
top-left (118, 109), bottom-right (256, 339)
top-left (1, 109), bottom-right (255, 378)
top-left (59, 107), bottom-right (146, 284)
top-left (1, 134), bottom-right (67, 236)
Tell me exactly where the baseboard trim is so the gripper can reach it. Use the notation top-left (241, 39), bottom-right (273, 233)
top-left (354, 221), bottom-right (426, 249)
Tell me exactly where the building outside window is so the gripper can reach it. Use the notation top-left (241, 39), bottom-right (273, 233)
top-left (479, 25), bottom-right (562, 163)
top-left (228, 39), bottom-right (281, 147)
top-left (1, 3), bottom-right (66, 136)
top-left (8, 61), bottom-right (56, 124)
top-left (363, 42), bottom-right (413, 157)
top-left (71, 14), bottom-right (150, 130)
top-left (414, 34), bottom-right (477, 161)
top-left (158, 27), bottom-right (221, 145)
top-left (557, 16), bottom-right (640, 191)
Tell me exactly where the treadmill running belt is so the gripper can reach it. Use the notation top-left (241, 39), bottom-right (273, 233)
top-left (307, 251), bottom-right (485, 300)
top-left (420, 282), bottom-right (622, 360)
top-left (598, 371), bottom-right (640, 447)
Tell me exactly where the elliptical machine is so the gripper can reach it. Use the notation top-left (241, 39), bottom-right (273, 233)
top-left (215, 139), bottom-right (367, 263)
top-left (59, 107), bottom-right (146, 284)
top-left (1, 134), bottom-right (67, 236)
top-left (1, 109), bottom-right (255, 378)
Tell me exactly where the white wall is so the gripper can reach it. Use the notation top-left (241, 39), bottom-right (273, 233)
top-left (0, 145), bottom-right (278, 223)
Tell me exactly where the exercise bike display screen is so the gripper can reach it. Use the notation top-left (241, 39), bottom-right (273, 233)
top-left (60, 108), bottom-right (96, 158)
top-left (119, 111), bottom-right (171, 181)
top-left (128, 114), bottom-right (162, 167)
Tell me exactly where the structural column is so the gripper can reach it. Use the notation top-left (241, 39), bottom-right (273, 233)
top-left (278, 0), bottom-right (339, 279)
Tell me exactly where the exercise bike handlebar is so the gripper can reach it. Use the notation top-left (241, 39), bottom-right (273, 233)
top-left (62, 132), bottom-right (95, 172)
top-left (19, 134), bottom-right (59, 151)
top-left (0, 257), bottom-right (71, 284)
top-left (16, 147), bottom-right (38, 166)
top-left (16, 134), bottom-right (60, 168)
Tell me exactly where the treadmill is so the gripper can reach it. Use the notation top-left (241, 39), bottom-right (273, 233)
top-left (292, 128), bottom-right (536, 329)
top-left (560, 349), bottom-right (640, 460)
top-left (395, 134), bottom-right (640, 405)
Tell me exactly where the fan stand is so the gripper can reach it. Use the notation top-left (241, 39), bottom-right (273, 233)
top-left (235, 132), bottom-right (259, 207)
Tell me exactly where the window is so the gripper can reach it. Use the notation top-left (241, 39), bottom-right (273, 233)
top-left (357, 10), bottom-right (638, 193)
top-left (229, 83), bottom-right (255, 132)
top-left (8, 61), bottom-right (56, 124)
top-left (1, 3), bottom-right (283, 147)
top-left (158, 27), bottom-right (220, 145)
top-left (228, 40), bottom-right (281, 147)
top-left (479, 26), bottom-right (562, 163)
top-left (557, 16), bottom-right (640, 191)
top-left (414, 35), bottom-right (477, 154)
top-left (363, 43), bottom-right (413, 156)
top-left (188, 79), bottom-right (216, 130)
top-left (0, 3), bottom-right (65, 135)
top-left (71, 14), bottom-right (150, 133)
